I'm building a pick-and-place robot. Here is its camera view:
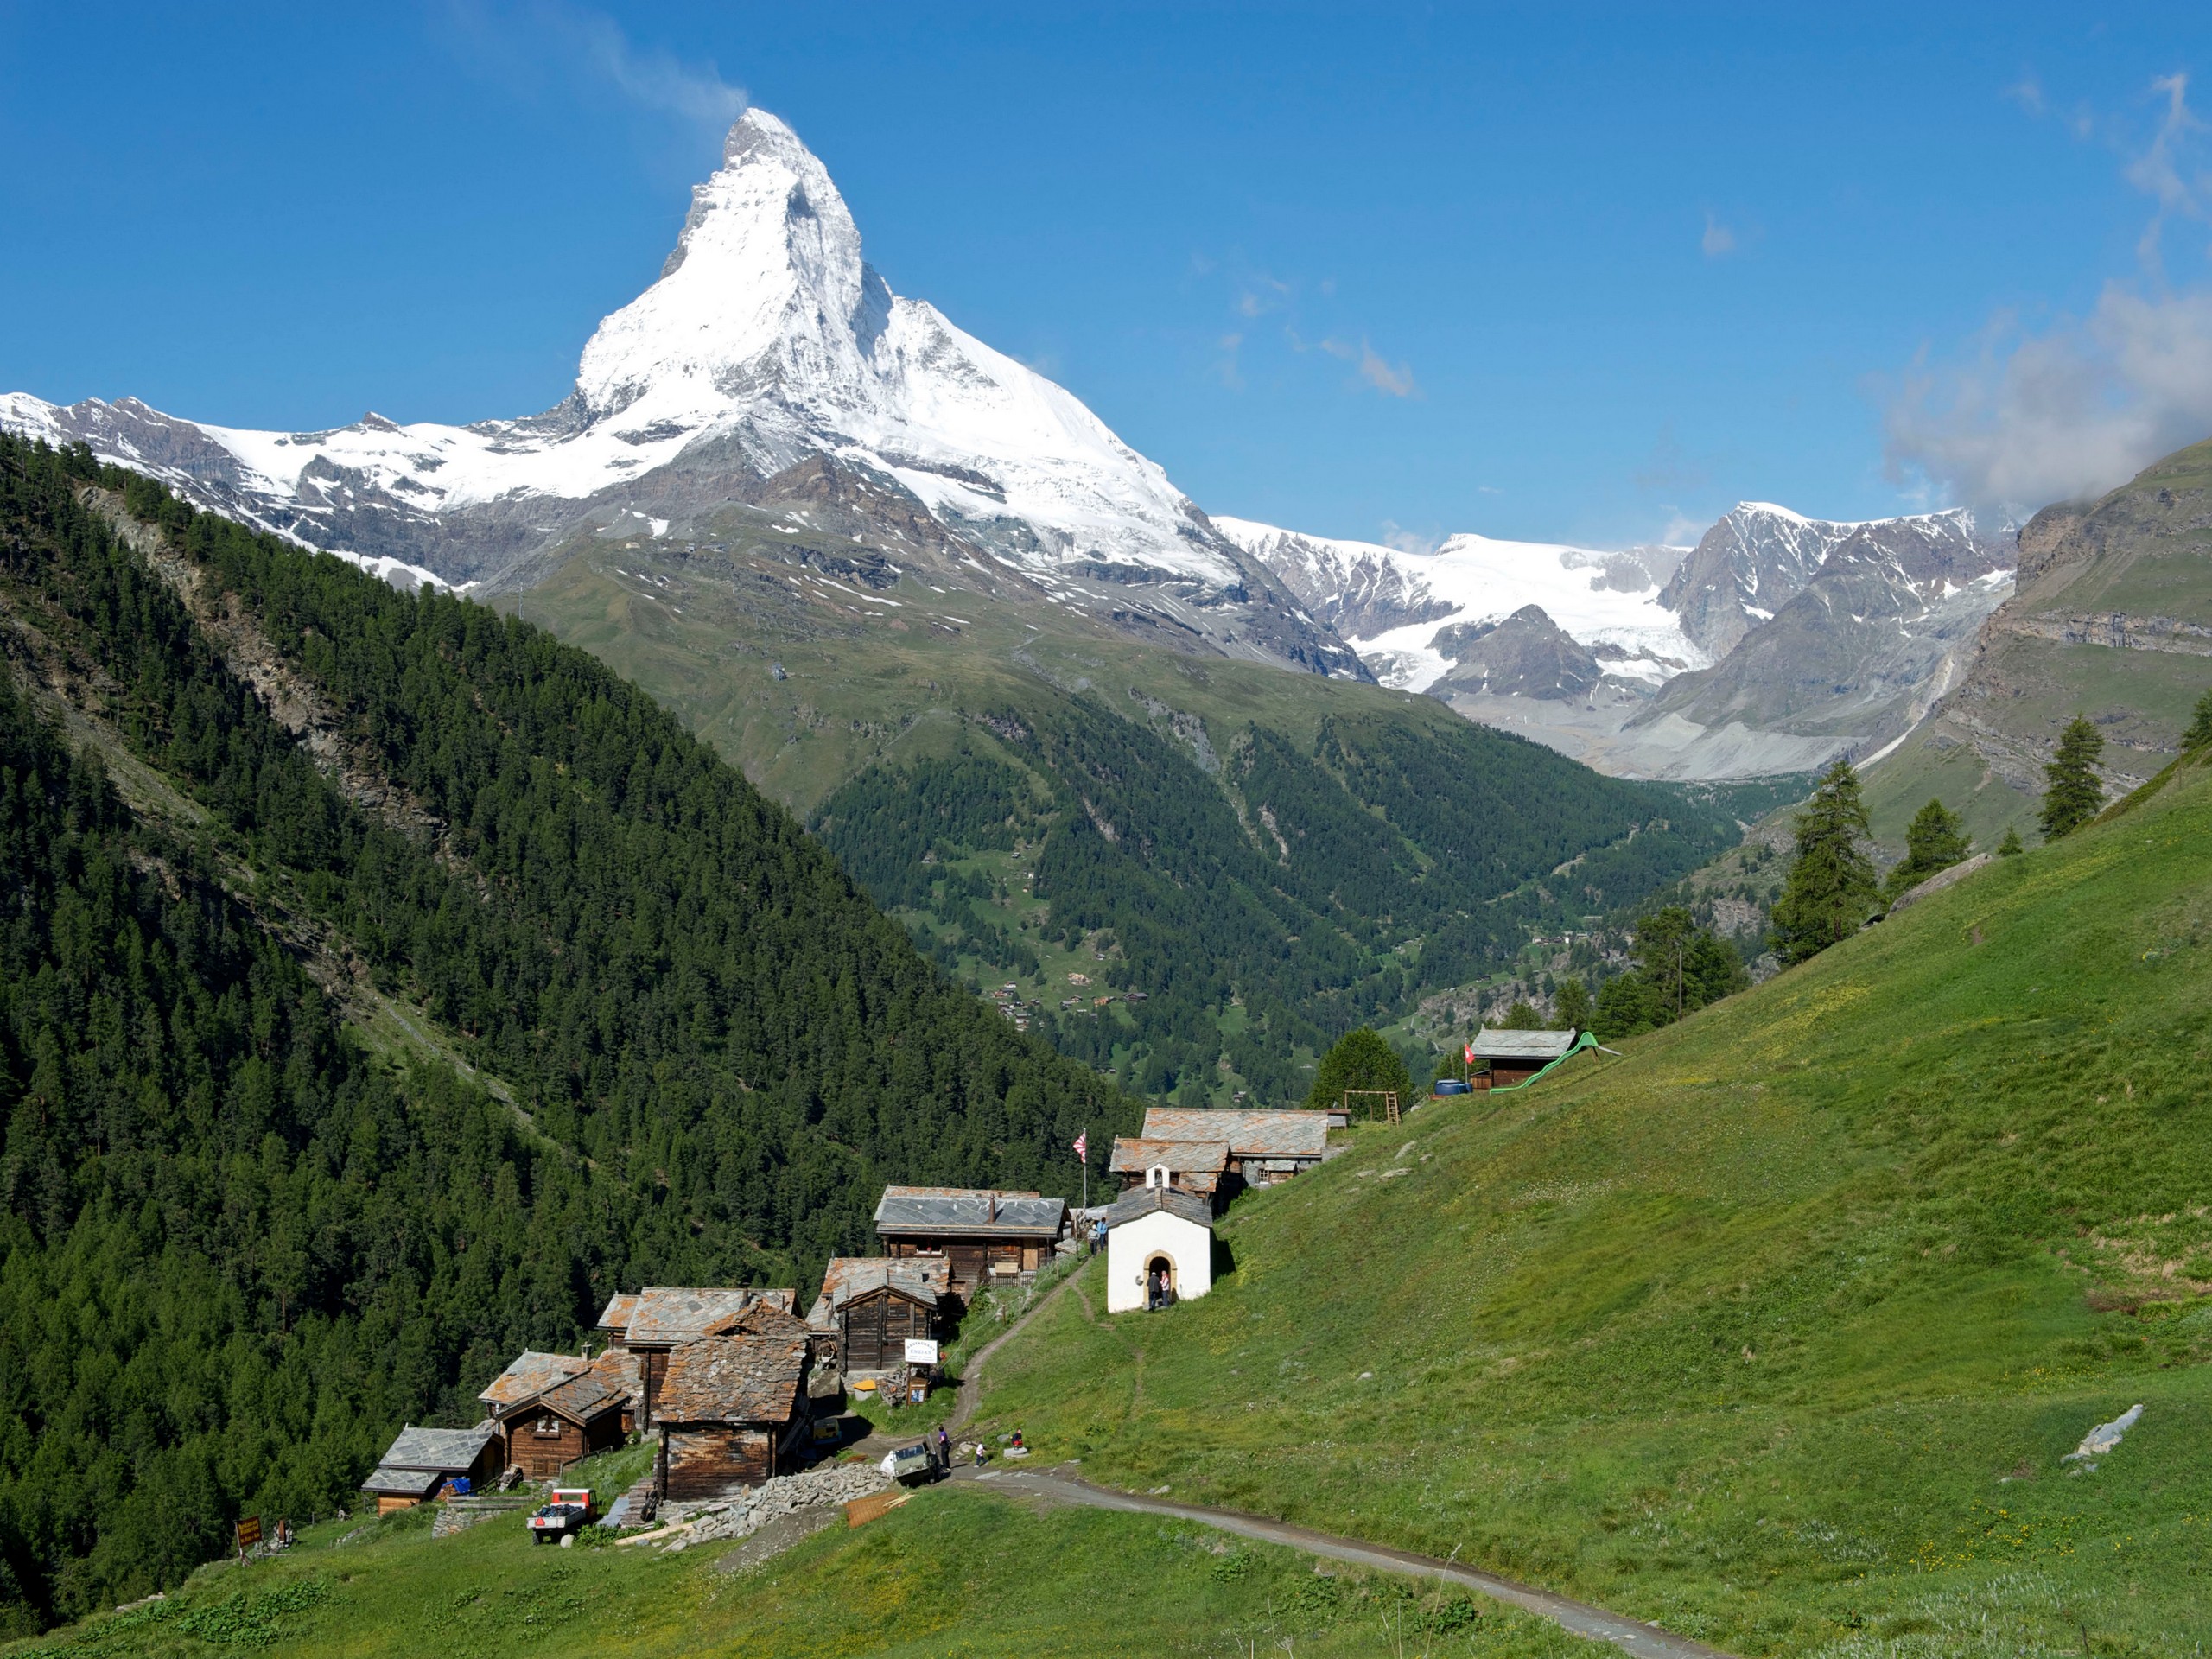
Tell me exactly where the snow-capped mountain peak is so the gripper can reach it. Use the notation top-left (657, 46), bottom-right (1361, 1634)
top-left (576, 110), bottom-right (877, 423)
top-left (2, 108), bottom-right (1346, 667)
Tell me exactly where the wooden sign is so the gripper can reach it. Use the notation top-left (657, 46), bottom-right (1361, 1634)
top-left (235, 1516), bottom-right (262, 1553)
top-left (902, 1338), bottom-right (939, 1365)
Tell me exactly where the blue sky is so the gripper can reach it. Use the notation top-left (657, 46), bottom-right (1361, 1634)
top-left (2, 3), bottom-right (2208, 546)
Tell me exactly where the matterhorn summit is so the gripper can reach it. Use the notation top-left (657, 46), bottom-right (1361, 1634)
top-left (1, 109), bottom-right (1354, 673)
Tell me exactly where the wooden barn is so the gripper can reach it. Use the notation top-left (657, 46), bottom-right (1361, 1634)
top-left (1140, 1108), bottom-right (1331, 1187)
top-left (1469, 1027), bottom-right (1577, 1089)
top-left (1107, 1136), bottom-right (1232, 1210)
top-left (597, 1286), bottom-right (798, 1427)
top-left (653, 1335), bottom-right (812, 1501)
top-left (359, 1423), bottom-right (502, 1516)
top-left (873, 1188), bottom-right (1066, 1294)
top-left (478, 1349), bottom-right (639, 1478)
top-left (806, 1257), bottom-right (950, 1374)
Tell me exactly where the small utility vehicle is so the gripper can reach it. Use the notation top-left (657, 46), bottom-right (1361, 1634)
top-left (526, 1488), bottom-right (595, 1543)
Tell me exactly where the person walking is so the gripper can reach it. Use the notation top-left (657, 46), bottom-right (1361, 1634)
top-left (935, 1427), bottom-right (950, 1471)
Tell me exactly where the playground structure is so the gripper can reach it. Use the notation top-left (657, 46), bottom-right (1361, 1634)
top-left (1341, 1088), bottom-right (1402, 1126)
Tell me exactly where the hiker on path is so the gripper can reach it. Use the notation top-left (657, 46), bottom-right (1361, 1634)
top-left (936, 1427), bottom-right (950, 1469)
top-left (1090, 1217), bottom-right (1106, 1255)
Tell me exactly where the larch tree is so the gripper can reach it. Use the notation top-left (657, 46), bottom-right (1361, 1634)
top-left (1769, 759), bottom-right (1878, 965)
top-left (1885, 798), bottom-right (1971, 900)
top-left (2038, 715), bottom-right (2106, 841)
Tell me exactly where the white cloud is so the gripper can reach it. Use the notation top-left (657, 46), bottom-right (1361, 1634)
top-left (448, 2), bottom-right (747, 139)
top-left (1700, 212), bottom-right (1738, 258)
top-left (1357, 341), bottom-right (1416, 397)
top-left (1381, 521), bottom-right (1443, 556)
top-left (1885, 286), bottom-right (2212, 512)
top-left (1883, 73), bottom-right (2212, 513)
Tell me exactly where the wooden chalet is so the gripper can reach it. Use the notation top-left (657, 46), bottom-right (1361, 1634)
top-left (1469, 1028), bottom-right (1576, 1089)
top-left (1140, 1108), bottom-right (1331, 1187)
top-left (478, 1349), bottom-right (632, 1480)
top-left (597, 1286), bottom-right (798, 1427)
top-left (359, 1423), bottom-right (501, 1516)
top-left (1107, 1136), bottom-right (1232, 1210)
top-left (805, 1256), bottom-right (950, 1374)
top-left (653, 1335), bottom-right (812, 1500)
top-left (873, 1187), bottom-right (1067, 1294)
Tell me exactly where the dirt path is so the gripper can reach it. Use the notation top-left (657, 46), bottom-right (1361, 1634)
top-left (972, 1467), bottom-right (1733, 1659)
top-left (944, 1264), bottom-right (1088, 1438)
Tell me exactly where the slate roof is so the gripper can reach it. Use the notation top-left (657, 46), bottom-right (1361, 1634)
top-left (656, 1336), bottom-right (809, 1425)
top-left (587, 1345), bottom-right (642, 1408)
top-left (1141, 1109), bottom-right (1329, 1160)
top-left (622, 1287), bottom-right (797, 1346)
top-left (807, 1258), bottom-right (948, 1332)
top-left (478, 1351), bottom-right (590, 1410)
top-left (709, 1300), bottom-right (814, 1342)
top-left (359, 1465), bottom-right (445, 1498)
top-left (873, 1187), bottom-right (1066, 1238)
top-left (594, 1292), bottom-right (638, 1332)
top-left (1109, 1136), bottom-right (1230, 1176)
top-left (375, 1422), bottom-right (499, 1472)
top-left (536, 1372), bottom-right (622, 1426)
top-left (1104, 1185), bottom-right (1213, 1230)
top-left (1471, 1028), bottom-right (1578, 1063)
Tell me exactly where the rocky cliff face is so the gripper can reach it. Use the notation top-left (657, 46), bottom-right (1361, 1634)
top-left (1880, 436), bottom-right (2212, 823)
top-left (0, 111), bottom-right (1362, 680)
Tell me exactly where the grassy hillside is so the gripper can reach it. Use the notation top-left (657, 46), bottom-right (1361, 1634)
top-left (971, 747), bottom-right (2212, 1656)
top-left (506, 517), bottom-right (1763, 1101)
top-left (0, 1447), bottom-right (1592, 1659)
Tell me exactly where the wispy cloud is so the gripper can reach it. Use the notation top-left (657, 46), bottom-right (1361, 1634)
top-left (1357, 340), bottom-right (1416, 397)
top-left (1382, 520), bottom-right (1443, 556)
top-left (1700, 212), bottom-right (1738, 258)
top-left (1883, 72), bottom-right (2212, 514)
top-left (2126, 73), bottom-right (2210, 275)
top-left (1198, 260), bottom-right (1415, 399)
top-left (445, 2), bottom-right (747, 141)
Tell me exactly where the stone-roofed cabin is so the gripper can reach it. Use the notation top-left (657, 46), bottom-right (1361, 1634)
top-left (653, 1335), bottom-right (812, 1500)
top-left (601, 1287), bottom-right (799, 1427)
top-left (1470, 1027), bottom-right (1577, 1089)
top-left (1108, 1136), bottom-right (1232, 1210)
top-left (360, 1423), bottom-right (502, 1516)
top-left (807, 1256), bottom-right (950, 1375)
top-left (478, 1349), bottom-right (635, 1478)
top-left (1140, 1108), bottom-right (1331, 1187)
top-left (873, 1188), bottom-right (1066, 1294)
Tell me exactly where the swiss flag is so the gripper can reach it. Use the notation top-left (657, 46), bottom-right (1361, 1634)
top-left (1073, 1129), bottom-right (1088, 1160)
top-left (1464, 1043), bottom-right (1478, 1065)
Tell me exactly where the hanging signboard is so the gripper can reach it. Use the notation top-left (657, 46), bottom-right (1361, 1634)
top-left (903, 1338), bottom-right (939, 1365)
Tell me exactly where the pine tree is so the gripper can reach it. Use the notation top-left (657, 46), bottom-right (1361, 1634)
top-left (1553, 976), bottom-right (1592, 1032)
top-left (1500, 999), bottom-right (1545, 1029)
top-left (1769, 760), bottom-right (1878, 965)
top-left (2038, 715), bottom-right (2106, 840)
top-left (2183, 688), bottom-right (2212, 752)
top-left (1885, 798), bottom-right (1971, 899)
top-left (1997, 824), bottom-right (2025, 857)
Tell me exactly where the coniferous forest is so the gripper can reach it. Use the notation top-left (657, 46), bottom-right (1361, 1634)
top-left (0, 434), bottom-right (1138, 1630)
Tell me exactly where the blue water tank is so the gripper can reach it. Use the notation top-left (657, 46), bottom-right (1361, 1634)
top-left (1433, 1080), bottom-right (1471, 1096)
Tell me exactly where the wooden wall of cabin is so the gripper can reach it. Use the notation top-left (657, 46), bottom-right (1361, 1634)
top-left (662, 1426), bottom-right (778, 1498)
top-left (508, 1411), bottom-right (625, 1478)
top-left (883, 1237), bottom-right (1041, 1289)
top-left (839, 1293), bottom-right (932, 1371)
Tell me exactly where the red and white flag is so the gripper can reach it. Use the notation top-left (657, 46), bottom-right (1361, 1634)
top-left (1073, 1129), bottom-right (1088, 1160)
top-left (1464, 1042), bottom-right (1478, 1065)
